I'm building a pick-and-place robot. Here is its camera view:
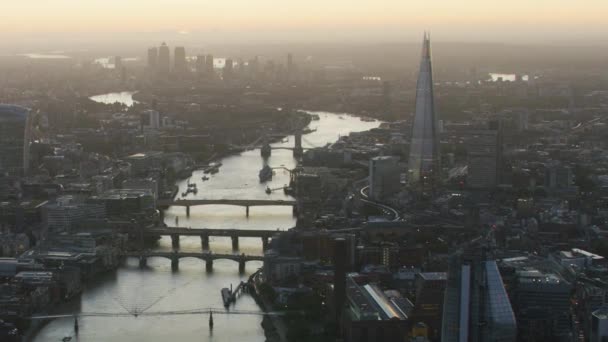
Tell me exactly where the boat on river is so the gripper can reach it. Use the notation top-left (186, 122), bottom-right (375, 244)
top-left (259, 165), bottom-right (273, 182)
top-left (221, 287), bottom-right (233, 307)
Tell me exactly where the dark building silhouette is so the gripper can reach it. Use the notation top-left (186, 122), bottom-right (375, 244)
top-left (157, 42), bottom-right (170, 75)
top-left (195, 55), bottom-right (205, 73)
top-left (466, 120), bottom-right (502, 189)
top-left (174, 46), bottom-right (187, 73)
top-left (0, 105), bottom-right (31, 175)
top-left (287, 53), bottom-right (294, 80)
top-left (223, 58), bottom-right (233, 80)
top-left (205, 54), bottom-right (214, 76)
top-left (334, 237), bottom-right (347, 325)
top-left (413, 272), bottom-right (447, 340)
top-left (147, 47), bottom-right (157, 69)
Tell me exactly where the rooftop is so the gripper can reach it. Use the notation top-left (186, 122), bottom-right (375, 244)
top-left (0, 104), bottom-right (29, 121)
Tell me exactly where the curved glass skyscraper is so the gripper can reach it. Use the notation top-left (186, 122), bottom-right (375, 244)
top-left (0, 105), bottom-right (31, 175)
top-left (408, 33), bottom-right (440, 186)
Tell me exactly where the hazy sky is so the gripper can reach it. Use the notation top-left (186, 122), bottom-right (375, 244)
top-left (2, 0), bottom-right (608, 44)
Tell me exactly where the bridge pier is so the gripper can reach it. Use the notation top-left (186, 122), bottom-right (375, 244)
top-left (261, 143), bottom-right (271, 158)
top-left (292, 205), bottom-right (298, 217)
top-left (246, 206), bottom-right (249, 217)
top-left (200, 234), bottom-right (209, 250)
top-left (139, 256), bottom-right (147, 268)
top-left (238, 257), bottom-right (245, 273)
top-left (159, 209), bottom-right (164, 223)
top-left (171, 234), bottom-right (180, 249)
top-left (186, 206), bottom-right (190, 217)
top-left (231, 236), bottom-right (239, 250)
top-left (206, 259), bottom-right (213, 272)
top-left (262, 237), bottom-right (270, 251)
top-left (171, 255), bottom-right (179, 270)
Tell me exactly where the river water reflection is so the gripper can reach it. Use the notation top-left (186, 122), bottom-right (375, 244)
top-left (33, 101), bottom-right (380, 341)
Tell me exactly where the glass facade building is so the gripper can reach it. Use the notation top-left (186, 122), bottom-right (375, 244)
top-left (0, 105), bottom-right (30, 175)
top-left (442, 251), bottom-right (517, 342)
top-left (408, 33), bottom-right (440, 185)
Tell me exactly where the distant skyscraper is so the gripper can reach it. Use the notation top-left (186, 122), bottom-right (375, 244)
top-left (195, 55), bottom-right (205, 73)
top-left (0, 105), bottom-right (31, 175)
top-left (205, 54), bottom-right (214, 76)
top-left (249, 56), bottom-right (259, 79)
top-left (369, 156), bottom-right (400, 200)
top-left (147, 47), bottom-right (158, 69)
top-left (408, 33), bottom-right (440, 186)
top-left (442, 248), bottom-right (517, 342)
top-left (157, 42), bottom-right (170, 74)
top-left (174, 46), bottom-right (187, 73)
top-left (223, 58), bottom-right (233, 80)
top-left (467, 121), bottom-right (502, 189)
top-left (114, 56), bottom-right (122, 70)
top-left (287, 53), bottom-right (294, 80)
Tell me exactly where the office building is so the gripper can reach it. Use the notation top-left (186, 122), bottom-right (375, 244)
top-left (287, 53), bottom-right (294, 80)
top-left (467, 122), bottom-right (502, 189)
top-left (413, 272), bottom-right (447, 339)
top-left (343, 275), bottom-right (410, 341)
top-left (408, 33), bottom-right (440, 186)
top-left (147, 47), bottom-right (157, 69)
top-left (43, 196), bottom-right (105, 234)
top-left (205, 54), bottom-right (214, 75)
top-left (545, 161), bottom-right (573, 190)
top-left (173, 46), bottom-right (186, 73)
top-left (369, 156), bottom-right (400, 200)
top-left (195, 55), bottom-right (205, 73)
top-left (442, 250), bottom-right (517, 342)
top-left (0, 105), bottom-right (31, 175)
top-left (592, 307), bottom-right (608, 342)
top-left (114, 56), bottom-right (122, 70)
top-left (223, 58), bottom-right (233, 80)
top-left (141, 110), bottom-right (160, 130)
top-left (513, 268), bottom-right (572, 341)
top-left (157, 42), bottom-right (170, 74)
top-left (334, 238), bottom-right (347, 324)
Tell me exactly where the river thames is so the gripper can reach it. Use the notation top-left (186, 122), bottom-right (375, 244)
top-left (32, 92), bottom-right (380, 341)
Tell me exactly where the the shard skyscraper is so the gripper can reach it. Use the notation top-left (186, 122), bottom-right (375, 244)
top-left (408, 33), bottom-right (440, 186)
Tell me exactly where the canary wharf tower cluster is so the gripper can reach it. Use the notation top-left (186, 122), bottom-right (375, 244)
top-left (408, 33), bottom-right (440, 187)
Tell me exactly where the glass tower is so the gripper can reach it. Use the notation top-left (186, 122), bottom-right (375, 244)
top-left (442, 250), bottom-right (517, 342)
top-left (408, 32), bottom-right (440, 185)
top-left (0, 105), bottom-right (31, 175)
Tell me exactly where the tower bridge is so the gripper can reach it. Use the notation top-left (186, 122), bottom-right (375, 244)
top-left (232, 129), bottom-right (320, 158)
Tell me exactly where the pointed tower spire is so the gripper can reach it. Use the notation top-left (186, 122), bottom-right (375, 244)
top-left (408, 32), bottom-right (440, 187)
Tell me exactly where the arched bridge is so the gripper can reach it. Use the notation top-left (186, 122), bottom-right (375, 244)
top-left (128, 227), bottom-right (283, 251)
top-left (123, 251), bottom-right (264, 272)
top-left (157, 199), bottom-right (297, 217)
